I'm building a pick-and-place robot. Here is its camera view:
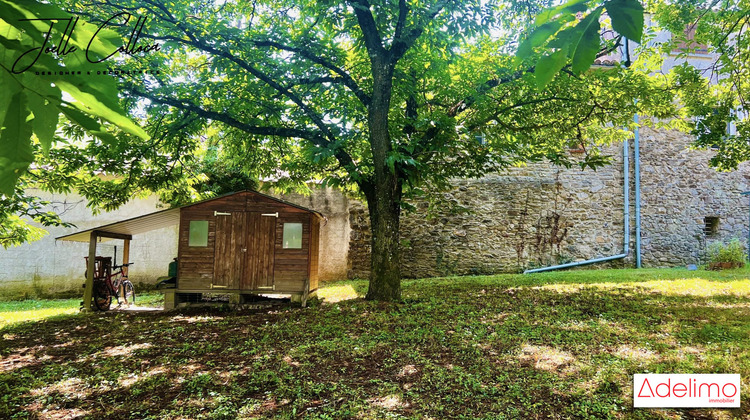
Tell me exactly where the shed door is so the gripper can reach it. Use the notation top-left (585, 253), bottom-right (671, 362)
top-left (213, 212), bottom-right (245, 289)
top-left (243, 212), bottom-right (276, 290)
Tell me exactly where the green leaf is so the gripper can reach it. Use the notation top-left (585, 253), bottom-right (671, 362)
top-left (27, 93), bottom-right (59, 155)
top-left (23, 74), bottom-right (62, 155)
top-left (386, 153), bottom-right (397, 174)
top-left (59, 105), bottom-right (118, 145)
top-left (548, 26), bottom-right (580, 51)
top-left (0, 1), bottom-right (48, 46)
top-left (534, 47), bottom-right (569, 89)
top-left (55, 78), bottom-right (149, 140)
top-left (605, 0), bottom-right (644, 43)
top-left (0, 69), bottom-right (22, 127)
top-left (571, 9), bottom-right (603, 73)
top-left (516, 21), bottom-right (563, 61)
top-left (0, 31), bottom-right (63, 75)
top-left (69, 19), bottom-right (122, 63)
top-left (0, 91), bottom-right (33, 195)
top-left (535, 0), bottom-right (590, 26)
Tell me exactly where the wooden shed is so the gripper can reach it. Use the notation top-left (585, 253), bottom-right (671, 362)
top-left (176, 190), bottom-right (323, 302)
top-left (57, 191), bottom-right (324, 309)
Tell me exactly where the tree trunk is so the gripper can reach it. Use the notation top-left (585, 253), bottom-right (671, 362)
top-left (363, 55), bottom-right (403, 301)
top-left (363, 176), bottom-right (403, 301)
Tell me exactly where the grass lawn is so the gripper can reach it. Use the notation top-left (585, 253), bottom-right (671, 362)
top-left (0, 292), bottom-right (164, 330)
top-left (1, 268), bottom-right (749, 419)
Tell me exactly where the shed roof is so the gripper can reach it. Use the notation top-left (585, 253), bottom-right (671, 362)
top-left (56, 190), bottom-right (324, 243)
top-left (56, 207), bottom-right (180, 243)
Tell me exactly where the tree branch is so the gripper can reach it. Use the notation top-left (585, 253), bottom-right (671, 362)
top-left (165, 35), bottom-right (338, 143)
top-left (466, 96), bottom-right (577, 132)
top-left (348, 0), bottom-right (387, 57)
top-left (252, 39), bottom-right (372, 106)
top-left (394, 0), bottom-right (408, 45)
top-left (93, 0), bottom-right (340, 145)
top-left (447, 68), bottom-right (531, 117)
top-left (391, 0), bottom-right (450, 62)
top-left (127, 87), bottom-right (359, 173)
top-left (81, 0), bottom-right (363, 178)
top-left (281, 76), bottom-right (344, 90)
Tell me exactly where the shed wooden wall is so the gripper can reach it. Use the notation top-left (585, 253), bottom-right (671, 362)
top-left (177, 194), bottom-right (246, 290)
top-left (273, 212), bottom-right (310, 292)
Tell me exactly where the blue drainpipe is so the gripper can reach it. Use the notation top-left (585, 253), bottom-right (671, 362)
top-left (525, 138), bottom-right (630, 274)
top-left (634, 113), bottom-right (642, 268)
top-left (524, 37), bottom-right (641, 274)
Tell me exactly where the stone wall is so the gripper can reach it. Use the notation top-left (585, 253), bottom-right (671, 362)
top-left (639, 127), bottom-right (750, 266)
top-left (348, 128), bottom-right (750, 278)
top-left (348, 145), bottom-right (628, 278)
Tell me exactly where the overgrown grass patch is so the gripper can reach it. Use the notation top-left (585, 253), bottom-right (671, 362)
top-left (1, 268), bottom-right (749, 418)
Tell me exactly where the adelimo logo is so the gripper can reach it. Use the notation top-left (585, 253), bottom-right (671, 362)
top-left (634, 374), bottom-right (740, 408)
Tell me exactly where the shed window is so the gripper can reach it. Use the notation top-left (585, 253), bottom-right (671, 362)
top-left (189, 220), bottom-right (209, 247)
top-left (283, 223), bottom-right (303, 249)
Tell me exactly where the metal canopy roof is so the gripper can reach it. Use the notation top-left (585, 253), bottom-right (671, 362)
top-left (56, 207), bottom-right (181, 242)
top-left (56, 190), bottom-right (325, 243)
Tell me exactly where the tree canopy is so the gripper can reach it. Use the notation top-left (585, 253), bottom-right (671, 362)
top-left (533, 0), bottom-right (750, 171)
top-left (649, 0), bottom-right (750, 170)
top-left (0, 0), bottom-right (155, 245)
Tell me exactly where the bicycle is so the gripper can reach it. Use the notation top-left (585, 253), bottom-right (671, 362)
top-left (85, 257), bottom-right (136, 311)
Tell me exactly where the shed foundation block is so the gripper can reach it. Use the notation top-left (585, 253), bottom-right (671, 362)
top-left (163, 290), bottom-right (176, 310)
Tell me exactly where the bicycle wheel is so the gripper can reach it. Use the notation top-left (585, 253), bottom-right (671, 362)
top-left (123, 280), bottom-right (136, 305)
top-left (93, 280), bottom-right (112, 311)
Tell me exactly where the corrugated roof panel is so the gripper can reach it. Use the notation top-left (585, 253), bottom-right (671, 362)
top-left (56, 208), bottom-right (180, 242)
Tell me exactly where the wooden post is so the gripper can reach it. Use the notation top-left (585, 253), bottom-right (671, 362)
top-left (82, 231), bottom-right (98, 312)
top-left (301, 277), bottom-right (310, 308)
top-left (122, 239), bottom-right (130, 277)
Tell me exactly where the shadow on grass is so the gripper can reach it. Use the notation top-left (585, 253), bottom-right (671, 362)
top-left (0, 272), bottom-right (748, 419)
